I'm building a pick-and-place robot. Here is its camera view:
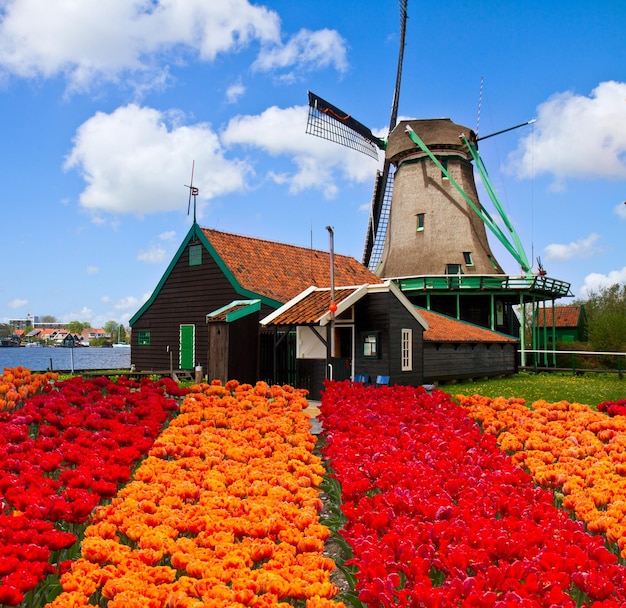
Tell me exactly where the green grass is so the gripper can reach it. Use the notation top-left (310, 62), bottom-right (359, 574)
top-left (445, 371), bottom-right (625, 407)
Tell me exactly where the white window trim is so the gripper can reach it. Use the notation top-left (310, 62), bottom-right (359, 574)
top-left (401, 328), bottom-right (412, 371)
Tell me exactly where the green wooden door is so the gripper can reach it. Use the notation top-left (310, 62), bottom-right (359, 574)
top-left (179, 324), bottom-right (195, 369)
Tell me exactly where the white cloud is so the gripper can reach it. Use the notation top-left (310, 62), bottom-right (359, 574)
top-left (580, 266), bottom-right (626, 297)
top-left (159, 230), bottom-right (176, 241)
top-left (113, 296), bottom-right (141, 311)
top-left (544, 233), bottom-right (601, 262)
top-left (253, 28), bottom-right (348, 76)
top-left (226, 81), bottom-right (245, 104)
top-left (86, 266), bottom-right (99, 275)
top-left (0, 0), bottom-right (281, 90)
top-left (507, 81), bottom-right (626, 187)
top-left (137, 245), bottom-right (166, 264)
top-left (222, 104), bottom-right (379, 198)
top-left (60, 306), bottom-right (95, 323)
top-left (7, 298), bottom-right (27, 309)
top-left (64, 104), bottom-right (251, 216)
top-left (615, 201), bottom-right (626, 220)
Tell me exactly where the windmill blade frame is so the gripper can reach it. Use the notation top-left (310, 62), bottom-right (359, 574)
top-left (363, 0), bottom-right (408, 268)
top-left (304, 0), bottom-right (408, 270)
top-left (306, 91), bottom-right (385, 159)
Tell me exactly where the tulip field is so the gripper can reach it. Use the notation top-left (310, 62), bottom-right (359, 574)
top-left (2, 366), bottom-right (626, 607)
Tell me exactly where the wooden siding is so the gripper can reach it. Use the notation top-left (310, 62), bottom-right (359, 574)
top-left (226, 312), bottom-right (260, 384)
top-left (353, 293), bottom-right (424, 386)
top-left (131, 242), bottom-right (272, 373)
top-left (423, 343), bottom-right (517, 383)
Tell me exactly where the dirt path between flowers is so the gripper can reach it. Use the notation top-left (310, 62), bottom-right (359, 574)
top-left (305, 401), bottom-right (352, 597)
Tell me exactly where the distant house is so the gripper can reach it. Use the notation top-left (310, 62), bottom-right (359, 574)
top-left (25, 329), bottom-right (42, 342)
top-left (534, 305), bottom-right (587, 347)
top-left (81, 328), bottom-right (109, 343)
top-left (38, 328), bottom-right (58, 343)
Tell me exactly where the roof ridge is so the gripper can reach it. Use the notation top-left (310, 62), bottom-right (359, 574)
top-left (201, 227), bottom-right (359, 260)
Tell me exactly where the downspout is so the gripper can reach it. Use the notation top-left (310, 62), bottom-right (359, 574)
top-left (326, 226), bottom-right (336, 380)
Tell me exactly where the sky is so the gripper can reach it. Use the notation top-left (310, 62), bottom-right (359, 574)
top-left (1, 0), bottom-right (625, 329)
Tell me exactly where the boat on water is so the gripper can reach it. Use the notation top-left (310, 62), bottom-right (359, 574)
top-left (112, 343), bottom-right (130, 348)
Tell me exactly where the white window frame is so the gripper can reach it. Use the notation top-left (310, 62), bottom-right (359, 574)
top-left (401, 328), bottom-right (412, 371)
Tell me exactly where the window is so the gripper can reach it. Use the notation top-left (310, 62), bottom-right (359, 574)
top-left (189, 244), bottom-right (202, 266)
top-left (137, 331), bottom-right (151, 346)
top-left (446, 264), bottom-right (463, 275)
top-left (463, 251), bottom-right (473, 266)
top-left (363, 333), bottom-right (379, 358)
top-left (416, 213), bottom-right (425, 231)
top-left (440, 158), bottom-right (449, 179)
top-left (401, 328), bottom-right (412, 371)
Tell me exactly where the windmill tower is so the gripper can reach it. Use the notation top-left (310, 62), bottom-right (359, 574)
top-left (378, 118), bottom-right (504, 278)
top-left (306, 0), bottom-right (571, 358)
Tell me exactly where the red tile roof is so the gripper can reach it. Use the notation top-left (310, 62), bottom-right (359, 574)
top-left (202, 228), bottom-right (381, 304)
top-left (535, 305), bottom-right (582, 328)
top-left (263, 287), bottom-right (360, 326)
top-left (419, 309), bottom-right (518, 343)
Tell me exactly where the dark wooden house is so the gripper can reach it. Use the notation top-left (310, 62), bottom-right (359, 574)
top-left (128, 223), bottom-right (380, 384)
top-left (260, 281), bottom-right (428, 398)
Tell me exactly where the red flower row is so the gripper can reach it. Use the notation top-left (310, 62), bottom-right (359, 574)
top-left (320, 381), bottom-right (626, 607)
top-left (0, 374), bottom-right (184, 605)
top-left (597, 399), bottom-right (626, 417)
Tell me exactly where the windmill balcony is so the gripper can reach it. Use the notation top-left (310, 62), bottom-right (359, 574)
top-left (396, 274), bottom-right (572, 299)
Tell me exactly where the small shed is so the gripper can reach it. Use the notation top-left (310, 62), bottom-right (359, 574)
top-left (206, 300), bottom-right (261, 384)
top-left (534, 305), bottom-right (587, 347)
top-left (261, 281), bottom-right (428, 399)
top-left (419, 308), bottom-right (519, 382)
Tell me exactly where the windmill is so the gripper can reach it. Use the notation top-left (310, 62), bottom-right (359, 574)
top-left (305, 0), bottom-right (532, 280)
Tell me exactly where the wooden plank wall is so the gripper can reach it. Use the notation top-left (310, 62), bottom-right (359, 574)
top-left (423, 342), bottom-right (517, 383)
top-left (131, 243), bottom-right (271, 373)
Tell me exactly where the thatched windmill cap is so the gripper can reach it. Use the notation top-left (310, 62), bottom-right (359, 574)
top-left (387, 118), bottom-right (477, 164)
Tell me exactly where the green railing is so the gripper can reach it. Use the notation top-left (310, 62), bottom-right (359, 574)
top-left (520, 349), bottom-right (626, 377)
top-left (397, 274), bottom-right (571, 297)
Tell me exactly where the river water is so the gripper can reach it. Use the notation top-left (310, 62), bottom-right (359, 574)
top-left (0, 347), bottom-right (131, 372)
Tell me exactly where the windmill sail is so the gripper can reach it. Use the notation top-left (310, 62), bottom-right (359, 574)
top-left (362, 0), bottom-right (408, 268)
top-left (306, 91), bottom-right (385, 159)
top-left (363, 166), bottom-right (395, 271)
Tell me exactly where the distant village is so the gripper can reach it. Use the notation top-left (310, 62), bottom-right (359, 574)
top-left (0, 314), bottom-right (129, 348)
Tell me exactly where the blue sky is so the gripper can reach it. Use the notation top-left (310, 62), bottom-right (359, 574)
top-left (1, 0), bottom-right (625, 328)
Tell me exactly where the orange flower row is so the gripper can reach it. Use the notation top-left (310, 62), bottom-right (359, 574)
top-left (47, 380), bottom-right (344, 608)
top-left (457, 393), bottom-right (626, 558)
top-left (0, 366), bottom-right (58, 411)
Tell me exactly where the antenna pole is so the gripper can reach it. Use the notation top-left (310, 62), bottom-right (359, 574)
top-left (185, 160), bottom-right (199, 224)
top-left (476, 75), bottom-right (484, 136)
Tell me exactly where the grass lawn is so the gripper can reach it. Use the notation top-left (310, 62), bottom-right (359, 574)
top-left (446, 371), bottom-right (625, 408)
